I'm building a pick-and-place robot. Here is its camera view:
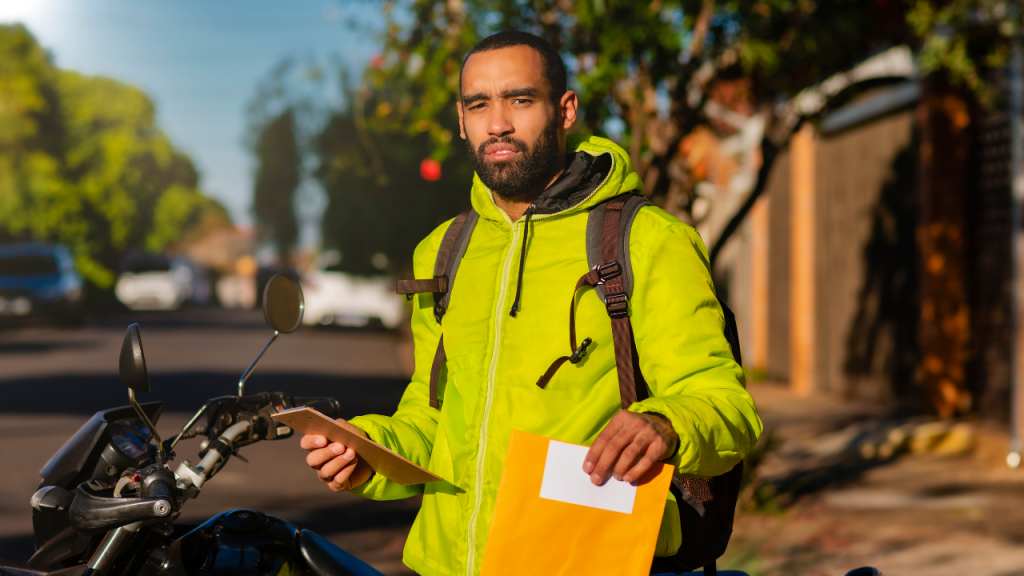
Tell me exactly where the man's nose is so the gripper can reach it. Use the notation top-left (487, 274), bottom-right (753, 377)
top-left (487, 105), bottom-right (514, 138)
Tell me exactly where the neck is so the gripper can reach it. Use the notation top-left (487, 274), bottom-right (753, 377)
top-left (492, 153), bottom-right (567, 222)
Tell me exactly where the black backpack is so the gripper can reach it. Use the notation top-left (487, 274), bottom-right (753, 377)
top-left (398, 192), bottom-right (744, 575)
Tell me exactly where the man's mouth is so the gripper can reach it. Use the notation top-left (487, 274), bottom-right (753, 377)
top-left (484, 143), bottom-right (522, 161)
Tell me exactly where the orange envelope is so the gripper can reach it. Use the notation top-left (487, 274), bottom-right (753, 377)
top-left (481, 430), bottom-right (673, 576)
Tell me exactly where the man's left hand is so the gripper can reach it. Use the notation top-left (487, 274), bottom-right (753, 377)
top-left (583, 411), bottom-right (679, 485)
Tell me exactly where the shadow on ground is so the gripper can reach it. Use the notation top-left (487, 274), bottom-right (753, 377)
top-left (0, 340), bottom-right (101, 355)
top-left (0, 371), bottom-right (408, 417)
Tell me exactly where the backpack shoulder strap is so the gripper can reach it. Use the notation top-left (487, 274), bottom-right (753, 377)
top-left (534, 192), bottom-right (650, 395)
top-left (586, 192), bottom-right (651, 303)
top-left (396, 206), bottom-right (478, 408)
top-left (587, 192), bottom-right (743, 382)
top-left (397, 206), bottom-right (478, 323)
top-left (589, 193), bottom-right (647, 408)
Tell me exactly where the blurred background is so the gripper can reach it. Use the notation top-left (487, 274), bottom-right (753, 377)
top-left (2, 1), bottom-right (1024, 575)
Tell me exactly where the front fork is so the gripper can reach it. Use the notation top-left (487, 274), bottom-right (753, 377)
top-left (82, 522), bottom-right (141, 576)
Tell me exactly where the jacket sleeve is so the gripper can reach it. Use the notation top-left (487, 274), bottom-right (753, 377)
top-left (626, 211), bottom-right (763, 478)
top-left (348, 229), bottom-right (447, 501)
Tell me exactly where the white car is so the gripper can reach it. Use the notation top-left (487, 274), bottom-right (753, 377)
top-left (301, 254), bottom-right (404, 329)
top-left (116, 255), bottom-right (209, 311)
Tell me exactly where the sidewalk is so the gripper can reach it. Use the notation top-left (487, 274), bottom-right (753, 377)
top-left (725, 382), bottom-right (1024, 576)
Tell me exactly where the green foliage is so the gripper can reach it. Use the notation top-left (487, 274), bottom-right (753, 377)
top-left (314, 85), bottom-right (473, 276)
top-left (252, 108), bottom-right (301, 262)
top-left (908, 1), bottom-right (1023, 104)
top-left (0, 24), bottom-right (222, 288)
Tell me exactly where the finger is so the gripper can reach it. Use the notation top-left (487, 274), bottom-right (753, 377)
top-left (584, 417), bottom-right (625, 474)
top-left (327, 455), bottom-right (359, 492)
top-left (623, 451), bottom-right (660, 484)
top-left (591, 429), bottom-right (635, 485)
top-left (317, 448), bottom-right (357, 481)
top-left (300, 434), bottom-right (329, 451)
top-left (349, 460), bottom-right (374, 488)
top-left (612, 435), bottom-right (650, 481)
top-left (306, 442), bottom-right (348, 468)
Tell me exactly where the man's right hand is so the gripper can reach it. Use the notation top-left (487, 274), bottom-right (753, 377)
top-left (301, 434), bottom-right (373, 493)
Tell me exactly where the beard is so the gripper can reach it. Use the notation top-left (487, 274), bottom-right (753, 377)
top-left (465, 115), bottom-right (560, 198)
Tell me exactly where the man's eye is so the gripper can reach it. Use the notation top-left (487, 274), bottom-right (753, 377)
top-left (512, 99), bottom-right (532, 105)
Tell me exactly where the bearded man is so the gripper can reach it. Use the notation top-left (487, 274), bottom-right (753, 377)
top-left (301, 31), bottom-right (762, 576)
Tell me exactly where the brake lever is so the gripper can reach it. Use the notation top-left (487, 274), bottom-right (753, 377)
top-left (69, 484), bottom-right (171, 536)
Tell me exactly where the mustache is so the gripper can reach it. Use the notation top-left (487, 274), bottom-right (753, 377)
top-left (477, 136), bottom-right (528, 156)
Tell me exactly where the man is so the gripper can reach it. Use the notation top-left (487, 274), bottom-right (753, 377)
top-left (302, 31), bottom-right (762, 576)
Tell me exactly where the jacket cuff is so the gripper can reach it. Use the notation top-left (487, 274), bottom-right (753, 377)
top-left (345, 417), bottom-right (388, 499)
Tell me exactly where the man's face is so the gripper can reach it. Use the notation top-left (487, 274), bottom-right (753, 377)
top-left (458, 46), bottom-right (565, 197)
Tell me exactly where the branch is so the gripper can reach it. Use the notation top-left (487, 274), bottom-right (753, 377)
top-left (708, 135), bottom-right (777, 267)
top-left (687, 0), bottom-right (715, 63)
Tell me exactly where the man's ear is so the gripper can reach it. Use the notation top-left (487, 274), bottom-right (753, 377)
top-left (559, 91), bottom-right (578, 130)
top-left (457, 102), bottom-right (466, 139)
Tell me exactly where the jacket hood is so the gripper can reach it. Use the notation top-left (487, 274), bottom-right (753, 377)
top-left (470, 134), bottom-right (644, 222)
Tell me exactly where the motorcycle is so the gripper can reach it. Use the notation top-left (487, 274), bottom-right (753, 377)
top-left (0, 274), bottom-right (384, 576)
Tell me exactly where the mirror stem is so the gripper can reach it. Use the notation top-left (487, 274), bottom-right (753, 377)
top-left (238, 330), bottom-right (279, 397)
top-left (129, 389), bottom-right (166, 466)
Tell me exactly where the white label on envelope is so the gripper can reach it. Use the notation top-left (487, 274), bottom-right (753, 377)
top-left (538, 439), bottom-right (637, 514)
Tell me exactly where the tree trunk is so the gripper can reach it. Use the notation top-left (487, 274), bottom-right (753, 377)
top-left (916, 76), bottom-right (972, 418)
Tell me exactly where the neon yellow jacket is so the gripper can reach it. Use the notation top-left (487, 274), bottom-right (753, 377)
top-left (349, 135), bottom-right (762, 576)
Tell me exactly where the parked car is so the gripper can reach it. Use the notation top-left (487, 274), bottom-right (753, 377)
top-left (0, 243), bottom-right (83, 323)
top-left (301, 252), bottom-right (403, 329)
top-left (115, 253), bottom-right (210, 311)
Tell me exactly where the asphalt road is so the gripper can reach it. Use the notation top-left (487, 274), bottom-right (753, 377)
top-left (0, 309), bottom-right (418, 575)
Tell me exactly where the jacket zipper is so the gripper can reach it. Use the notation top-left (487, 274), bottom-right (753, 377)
top-left (465, 214), bottom-right (520, 576)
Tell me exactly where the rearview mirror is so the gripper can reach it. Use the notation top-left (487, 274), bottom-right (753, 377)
top-left (119, 324), bottom-right (149, 393)
top-left (118, 323), bottom-right (165, 463)
top-left (262, 273), bottom-right (304, 333)
top-left (238, 273), bottom-right (305, 397)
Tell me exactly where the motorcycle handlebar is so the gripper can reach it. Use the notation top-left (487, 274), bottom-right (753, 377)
top-left (290, 397), bottom-right (341, 418)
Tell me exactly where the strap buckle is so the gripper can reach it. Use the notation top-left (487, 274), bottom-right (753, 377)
top-left (569, 337), bottom-right (593, 364)
top-left (433, 275), bottom-right (449, 294)
top-left (594, 262), bottom-right (621, 285)
top-left (605, 292), bottom-right (629, 319)
top-left (432, 275), bottom-right (450, 322)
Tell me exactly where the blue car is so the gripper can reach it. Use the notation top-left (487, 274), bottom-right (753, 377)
top-left (0, 243), bottom-right (84, 323)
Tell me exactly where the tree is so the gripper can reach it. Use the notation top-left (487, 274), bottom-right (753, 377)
top-left (0, 24), bottom-right (222, 289)
top-left (252, 108), bottom-right (301, 264)
top-left (314, 83), bottom-right (473, 276)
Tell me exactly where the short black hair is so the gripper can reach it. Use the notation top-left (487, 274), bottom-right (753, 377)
top-left (461, 31), bottom-right (567, 103)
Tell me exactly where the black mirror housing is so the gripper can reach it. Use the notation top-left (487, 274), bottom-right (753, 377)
top-left (119, 324), bottom-right (150, 393)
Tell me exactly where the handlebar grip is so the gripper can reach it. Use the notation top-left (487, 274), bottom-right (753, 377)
top-left (292, 397), bottom-right (341, 418)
